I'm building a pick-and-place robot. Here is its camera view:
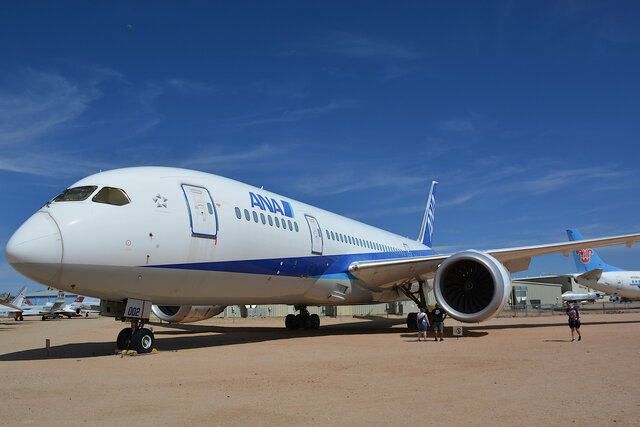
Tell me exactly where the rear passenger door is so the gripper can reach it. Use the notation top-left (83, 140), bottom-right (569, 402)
top-left (305, 215), bottom-right (323, 255)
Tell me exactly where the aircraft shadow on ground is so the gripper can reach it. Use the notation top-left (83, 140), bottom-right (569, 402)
top-left (464, 319), bottom-right (640, 331)
top-left (1, 318), bottom-right (637, 361)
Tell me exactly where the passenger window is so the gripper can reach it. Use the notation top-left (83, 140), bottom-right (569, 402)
top-left (252, 211), bottom-right (259, 223)
top-left (348, 236), bottom-right (352, 244)
top-left (54, 186), bottom-right (98, 202)
top-left (331, 231), bottom-right (335, 240)
top-left (244, 209), bottom-right (250, 221)
top-left (288, 220), bottom-right (293, 231)
top-left (268, 215), bottom-right (273, 226)
top-left (340, 234), bottom-right (344, 242)
top-left (235, 207), bottom-right (241, 219)
top-left (275, 217), bottom-right (280, 228)
top-left (260, 213), bottom-right (266, 224)
top-left (294, 222), bottom-right (299, 232)
top-left (92, 187), bottom-right (130, 206)
top-left (326, 230), bottom-right (330, 239)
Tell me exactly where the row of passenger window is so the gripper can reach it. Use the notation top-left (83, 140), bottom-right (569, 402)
top-left (324, 228), bottom-right (403, 253)
top-left (234, 207), bottom-right (299, 232)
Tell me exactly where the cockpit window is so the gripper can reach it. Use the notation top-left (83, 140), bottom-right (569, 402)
top-left (92, 187), bottom-right (131, 206)
top-left (53, 186), bottom-right (98, 202)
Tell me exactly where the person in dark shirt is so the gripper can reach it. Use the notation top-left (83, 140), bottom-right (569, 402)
top-left (566, 303), bottom-right (582, 342)
top-left (431, 303), bottom-right (446, 342)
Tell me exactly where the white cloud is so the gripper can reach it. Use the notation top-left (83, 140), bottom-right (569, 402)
top-left (324, 31), bottom-right (422, 61)
top-left (440, 119), bottom-right (475, 132)
top-left (167, 78), bottom-right (216, 94)
top-left (238, 100), bottom-right (356, 126)
top-left (0, 70), bottom-right (91, 148)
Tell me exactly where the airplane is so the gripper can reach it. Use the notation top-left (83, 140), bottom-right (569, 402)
top-left (561, 290), bottom-right (604, 303)
top-left (5, 166), bottom-right (640, 353)
top-left (20, 291), bottom-right (68, 320)
top-left (0, 286), bottom-right (28, 320)
top-left (567, 228), bottom-right (640, 300)
top-left (57, 296), bottom-right (101, 317)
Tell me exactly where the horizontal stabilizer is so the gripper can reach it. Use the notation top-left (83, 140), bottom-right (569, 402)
top-left (578, 268), bottom-right (603, 281)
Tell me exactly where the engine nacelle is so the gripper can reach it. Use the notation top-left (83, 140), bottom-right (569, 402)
top-left (152, 305), bottom-right (226, 323)
top-left (434, 250), bottom-right (511, 323)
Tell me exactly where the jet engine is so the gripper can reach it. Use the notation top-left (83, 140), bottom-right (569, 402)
top-left (152, 305), bottom-right (226, 323)
top-left (433, 250), bottom-right (511, 323)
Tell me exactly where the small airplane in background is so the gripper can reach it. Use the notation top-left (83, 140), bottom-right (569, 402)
top-left (21, 291), bottom-right (68, 320)
top-left (57, 296), bottom-right (100, 318)
top-left (561, 290), bottom-right (605, 303)
top-left (0, 286), bottom-right (28, 320)
top-left (567, 228), bottom-right (640, 300)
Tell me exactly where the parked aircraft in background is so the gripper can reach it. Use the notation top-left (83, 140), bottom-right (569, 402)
top-left (21, 291), bottom-right (68, 320)
top-left (5, 167), bottom-right (640, 352)
top-left (0, 286), bottom-right (27, 320)
top-left (57, 296), bottom-right (100, 317)
top-left (567, 228), bottom-right (640, 300)
top-left (561, 290), bottom-right (604, 303)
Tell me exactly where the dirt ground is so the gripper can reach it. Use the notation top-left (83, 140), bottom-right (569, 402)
top-left (1, 312), bottom-right (638, 426)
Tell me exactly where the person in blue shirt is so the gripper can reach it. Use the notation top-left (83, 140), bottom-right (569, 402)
top-left (566, 303), bottom-right (582, 342)
top-left (416, 308), bottom-right (429, 341)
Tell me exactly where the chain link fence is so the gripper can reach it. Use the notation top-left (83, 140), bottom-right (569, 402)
top-left (499, 301), bottom-right (640, 318)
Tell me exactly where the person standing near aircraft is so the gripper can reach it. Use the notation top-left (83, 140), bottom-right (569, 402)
top-left (566, 303), bottom-right (582, 342)
top-left (416, 308), bottom-right (429, 341)
top-left (431, 303), bottom-right (446, 341)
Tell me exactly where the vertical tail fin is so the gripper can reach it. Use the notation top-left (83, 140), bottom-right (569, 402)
top-left (10, 286), bottom-right (27, 307)
top-left (566, 228), bottom-right (621, 272)
top-left (418, 181), bottom-right (438, 247)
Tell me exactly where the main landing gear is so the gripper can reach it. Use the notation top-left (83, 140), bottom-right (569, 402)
top-left (398, 281), bottom-right (429, 331)
top-left (117, 318), bottom-right (155, 354)
top-left (285, 306), bottom-right (320, 330)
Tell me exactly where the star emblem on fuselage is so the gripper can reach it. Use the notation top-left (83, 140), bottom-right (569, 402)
top-left (153, 194), bottom-right (168, 208)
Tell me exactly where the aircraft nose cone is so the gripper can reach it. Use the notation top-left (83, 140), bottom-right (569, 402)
top-left (5, 211), bottom-right (63, 284)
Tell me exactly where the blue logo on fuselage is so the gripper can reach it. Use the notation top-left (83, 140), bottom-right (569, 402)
top-left (249, 192), bottom-right (294, 218)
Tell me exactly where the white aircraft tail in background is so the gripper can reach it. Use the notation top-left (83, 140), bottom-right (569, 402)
top-left (567, 228), bottom-right (640, 300)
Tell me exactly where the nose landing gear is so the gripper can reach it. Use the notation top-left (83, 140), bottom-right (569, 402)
top-left (116, 318), bottom-right (155, 353)
top-left (102, 298), bottom-right (156, 354)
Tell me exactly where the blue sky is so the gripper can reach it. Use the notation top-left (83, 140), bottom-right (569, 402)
top-left (2, 2), bottom-right (640, 295)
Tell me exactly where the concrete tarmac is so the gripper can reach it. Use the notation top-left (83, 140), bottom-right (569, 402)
top-left (1, 313), bottom-right (639, 426)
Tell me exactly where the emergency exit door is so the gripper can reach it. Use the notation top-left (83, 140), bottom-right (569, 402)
top-left (182, 184), bottom-right (218, 239)
top-left (305, 215), bottom-right (323, 255)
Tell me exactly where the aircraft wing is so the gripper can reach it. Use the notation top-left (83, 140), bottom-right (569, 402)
top-left (0, 301), bottom-right (23, 311)
top-left (349, 232), bottom-right (640, 289)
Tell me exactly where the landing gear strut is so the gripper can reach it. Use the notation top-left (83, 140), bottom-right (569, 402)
top-left (398, 281), bottom-right (429, 330)
top-left (285, 306), bottom-right (320, 330)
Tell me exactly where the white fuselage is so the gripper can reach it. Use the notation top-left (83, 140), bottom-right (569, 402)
top-left (575, 271), bottom-right (640, 299)
top-left (561, 291), bottom-right (600, 303)
top-left (6, 167), bottom-right (433, 307)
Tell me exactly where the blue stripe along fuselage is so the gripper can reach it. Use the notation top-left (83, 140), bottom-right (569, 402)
top-left (142, 249), bottom-right (436, 278)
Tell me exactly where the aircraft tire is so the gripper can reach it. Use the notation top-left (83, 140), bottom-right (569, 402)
top-left (310, 314), bottom-right (320, 330)
top-left (41, 315), bottom-right (46, 321)
top-left (117, 327), bottom-right (133, 350)
top-left (302, 315), bottom-right (312, 330)
top-left (285, 314), bottom-right (296, 329)
top-left (131, 328), bottom-right (155, 354)
top-left (406, 312), bottom-right (418, 330)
